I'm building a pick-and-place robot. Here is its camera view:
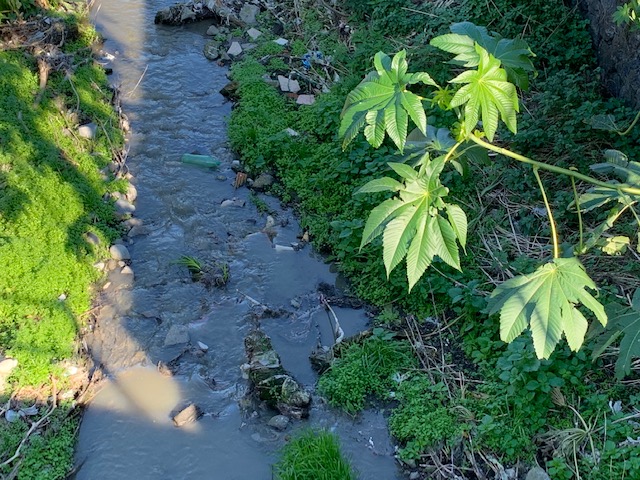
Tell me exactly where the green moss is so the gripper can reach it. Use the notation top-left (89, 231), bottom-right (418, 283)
top-left (318, 331), bottom-right (415, 413)
top-left (0, 12), bottom-right (122, 385)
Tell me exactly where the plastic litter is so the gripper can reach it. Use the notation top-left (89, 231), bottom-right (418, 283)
top-left (181, 154), bottom-right (220, 168)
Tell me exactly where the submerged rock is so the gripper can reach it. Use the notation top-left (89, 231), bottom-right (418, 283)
top-left (267, 414), bottom-right (290, 431)
top-left (164, 325), bottom-right (189, 346)
top-left (204, 40), bottom-right (221, 61)
top-left (173, 403), bottom-right (202, 427)
top-left (244, 330), bottom-right (310, 418)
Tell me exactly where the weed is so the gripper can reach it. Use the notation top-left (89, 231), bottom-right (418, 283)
top-left (174, 255), bottom-right (204, 281)
top-left (273, 429), bottom-right (356, 480)
top-left (318, 330), bottom-right (415, 413)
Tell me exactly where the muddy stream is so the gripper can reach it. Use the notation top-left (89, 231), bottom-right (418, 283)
top-left (73, 1), bottom-right (402, 478)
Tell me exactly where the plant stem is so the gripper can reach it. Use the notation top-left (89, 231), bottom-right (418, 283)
top-left (469, 135), bottom-right (640, 196)
top-left (444, 141), bottom-right (463, 164)
top-left (533, 167), bottom-right (560, 259)
top-left (570, 175), bottom-right (584, 253)
top-left (619, 110), bottom-right (640, 136)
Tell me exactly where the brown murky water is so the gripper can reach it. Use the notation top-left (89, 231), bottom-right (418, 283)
top-left (74, 1), bottom-right (402, 478)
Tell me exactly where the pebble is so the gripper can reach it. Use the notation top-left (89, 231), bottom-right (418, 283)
top-left (220, 198), bottom-right (246, 208)
top-left (526, 467), bottom-right (551, 480)
top-left (409, 472), bottom-right (419, 480)
top-left (93, 261), bottom-right (105, 270)
top-left (0, 358), bottom-right (18, 374)
top-left (267, 415), bottom-right (290, 431)
top-left (102, 282), bottom-right (111, 290)
top-left (109, 244), bottom-right (131, 261)
top-left (273, 38), bottom-right (289, 46)
top-left (126, 183), bottom-right (137, 202)
top-left (265, 216), bottom-right (276, 229)
top-left (197, 341), bottom-right (209, 352)
top-left (277, 75), bottom-right (300, 93)
top-left (115, 198), bottom-right (136, 214)
top-left (173, 404), bottom-right (202, 427)
top-left (227, 42), bottom-right (243, 57)
top-left (296, 94), bottom-right (315, 105)
top-left (118, 260), bottom-right (126, 267)
top-left (78, 122), bottom-right (97, 139)
top-left (121, 266), bottom-right (134, 276)
top-left (206, 25), bottom-right (219, 36)
top-left (247, 27), bottom-right (262, 39)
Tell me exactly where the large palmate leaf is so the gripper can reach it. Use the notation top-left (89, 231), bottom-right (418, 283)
top-left (357, 156), bottom-right (467, 290)
top-left (591, 289), bottom-right (640, 379)
top-left (340, 50), bottom-right (438, 153)
top-left (487, 257), bottom-right (607, 359)
top-left (430, 21), bottom-right (535, 89)
top-left (448, 45), bottom-right (519, 141)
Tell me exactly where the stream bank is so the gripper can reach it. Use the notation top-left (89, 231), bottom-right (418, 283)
top-left (73, 0), bottom-right (402, 478)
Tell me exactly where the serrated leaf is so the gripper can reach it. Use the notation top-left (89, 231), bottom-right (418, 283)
top-left (431, 22), bottom-right (535, 88)
top-left (339, 50), bottom-right (438, 152)
top-left (446, 203), bottom-right (467, 250)
top-left (384, 101), bottom-right (409, 152)
top-left (359, 198), bottom-right (412, 247)
top-left (406, 214), bottom-right (435, 290)
top-left (449, 45), bottom-right (518, 141)
top-left (358, 157), bottom-right (464, 288)
top-left (364, 110), bottom-right (386, 148)
top-left (487, 257), bottom-right (606, 359)
top-left (388, 162), bottom-right (418, 181)
top-left (383, 206), bottom-right (420, 275)
top-left (356, 177), bottom-right (403, 194)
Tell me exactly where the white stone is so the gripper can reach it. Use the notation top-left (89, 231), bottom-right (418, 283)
top-left (115, 198), bottom-right (135, 214)
top-left (239, 3), bottom-right (260, 24)
top-left (109, 244), bottom-right (131, 261)
top-left (0, 358), bottom-right (18, 374)
top-left (285, 128), bottom-right (299, 136)
top-left (227, 41), bottom-right (243, 57)
top-left (197, 341), bottom-right (209, 352)
top-left (277, 75), bottom-right (300, 93)
top-left (296, 94), bottom-right (315, 105)
top-left (273, 38), bottom-right (289, 46)
top-left (126, 183), bottom-right (137, 202)
top-left (247, 28), bottom-right (262, 39)
top-left (206, 25), bottom-right (220, 36)
top-left (121, 266), bottom-right (134, 276)
top-left (78, 123), bottom-right (97, 139)
top-left (526, 467), bottom-right (551, 480)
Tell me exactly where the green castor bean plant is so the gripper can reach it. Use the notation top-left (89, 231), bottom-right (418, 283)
top-left (339, 22), bottom-right (640, 371)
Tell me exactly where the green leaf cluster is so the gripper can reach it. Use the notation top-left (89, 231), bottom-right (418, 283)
top-left (487, 257), bottom-right (607, 358)
top-left (339, 50), bottom-right (438, 153)
top-left (357, 156), bottom-right (467, 290)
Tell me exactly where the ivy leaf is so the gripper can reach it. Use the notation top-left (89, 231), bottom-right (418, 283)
top-left (591, 289), bottom-right (640, 379)
top-left (449, 45), bottom-right (519, 141)
top-left (340, 50), bottom-right (438, 153)
top-left (357, 156), bottom-right (466, 290)
top-left (431, 21), bottom-right (536, 89)
top-left (487, 257), bottom-right (607, 359)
